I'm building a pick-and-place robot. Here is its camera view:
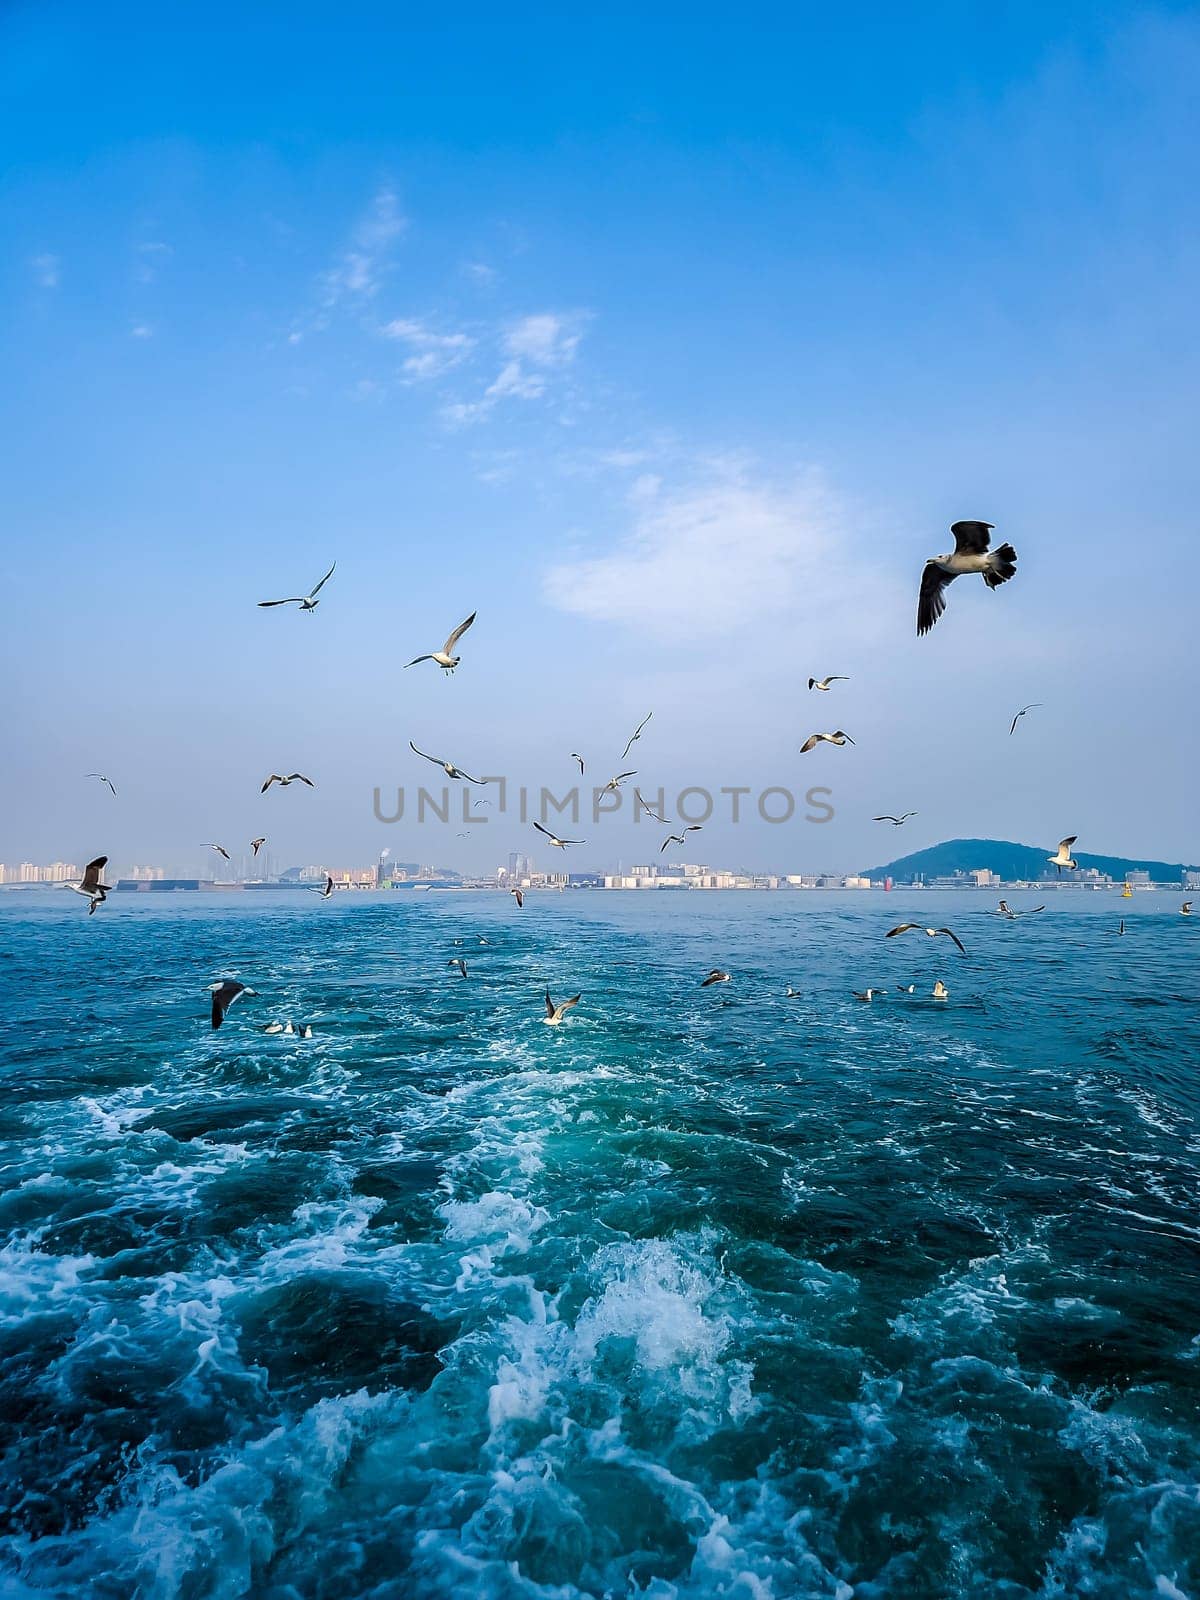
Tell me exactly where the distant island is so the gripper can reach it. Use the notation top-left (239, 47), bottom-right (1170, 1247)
top-left (862, 837), bottom-right (1197, 885)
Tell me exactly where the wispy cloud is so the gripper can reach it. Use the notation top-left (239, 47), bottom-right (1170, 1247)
top-left (30, 253), bottom-right (60, 289)
top-left (381, 317), bottom-right (475, 381)
top-left (135, 241), bottom-right (172, 284)
top-left (130, 324), bottom-right (154, 339)
top-left (292, 187), bottom-right (406, 341)
top-left (441, 308), bottom-right (589, 424)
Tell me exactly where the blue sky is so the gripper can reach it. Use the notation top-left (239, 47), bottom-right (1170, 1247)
top-left (3, 2), bottom-right (1198, 877)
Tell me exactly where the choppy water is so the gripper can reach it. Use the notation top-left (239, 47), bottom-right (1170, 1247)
top-left (0, 888), bottom-right (1198, 1600)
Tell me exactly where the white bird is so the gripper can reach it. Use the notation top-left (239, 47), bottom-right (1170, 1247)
top-left (301, 1024), bottom-right (313, 1039)
top-left (853, 988), bottom-right (886, 1002)
top-left (785, 987), bottom-right (802, 998)
top-left (808, 676), bottom-right (848, 691)
top-left (283, 1020), bottom-right (294, 1035)
top-left (621, 712), bottom-right (653, 762)
top-left (409, 741), bottom-right (487, 784)
top-left (66, 855), bottom-right (112, 914)
top-left (661, 826), bottom-right (702, 852)
top-left (533, 821), bottom-right (583, 849)
top-left (261, 773), bottom-right (314, 792)
top-left (1009, 703), bottom-right (1042, 736)
top-left (602, 771), bottom-right (636, 793)
top-left (211, 843), bottom-right (231, 861)
top-left (208, 979), bottom-right (256, 1030)
top-left (932, 981), bottom-right (949, 1001)
top-left (917, 521), bottom-right (1018, 636)
top-left (634, 790), bottom-right (669, 824)
top-left (405, 612), bottom-right (476, 673)
top-left (258, 562), bottom-right (336, 613)
top-left (701, 969), bottom-right (731, 987)
top-left (873, 812), bottom-right (917, 826)
top-left (543, 988), bottom-right (581, 1025)
top-left (263, 1022), bottom-right (284, 1034)
top-left (800, 731), bottom-right (854, 753)
top-left (86, 773), bottom-right (117, 796)
top-left (250, 837), bottom-right (267, 856)
top-left (312, 874), bottom-right (334, 899)
top-left (1048, 836), bottom-right (1078, 873)
top-left (886, 923), bottom-right (967, 954)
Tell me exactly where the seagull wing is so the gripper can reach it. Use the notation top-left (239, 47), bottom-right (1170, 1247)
top-left (886, 924), bottom-right (920, 938)
top-left (1057, 835), bottom-right (1077, 856)
top-left (936, 928), bottom-right (967, 954)
top-left (558, 994), bottom-right (581, 1016)
top-left (917, 562), bottom-right (954, 636)
top-left (309, 562), bottom-right (336, 598)
top-left (262, 775), bottom-right (280, 792)
top-left (799, 735), bottom-right (824, 753)
top-left (404, 655), bottom-right (434, 668)
top-left (661, 834), bottom-right (683, 852)
top-left (81, 856), bottom-right (108, 891)
top-left (258, 597), bottom-right (306, 607)
top-left (621, 713), bottom-right (652, 761)
top-left (873, 816), bottom-right (899, 824)
top-left (288, 774), bottom-right (315, 786)
top-left (442, 611), bottom-right (476, 654)
top-left (545, 988), bottom-right (556, 1018)
top-left (532, 821), bottom-right (556, 841)
top-left (408, 741), bottom-right (443, 769)
top-left (950, 520), bottom-right (995, 554)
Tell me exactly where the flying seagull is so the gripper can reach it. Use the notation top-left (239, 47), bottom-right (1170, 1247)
top-left (311, 873), bottom-right (334, 899)
top-left (1183, 902), bottom-right (1194, 917)
top-left (570, 753), bottom-right (585, 775)
top-left (873, 812), bottom-right (917, 827)
top-left (408, 741), bottom-right (487, 784)
top-left (66, 855), bottom-right (112, 914)
top-left (1009, 703), bottom-right (1042, 737)
top-left (996, 899), bottom-right (1045, 918)
top-left (533, 821), bottom-right (583, 849)
top-left (543, 988), bottom-right (581, 1025)
top-left (932, 981), bottom-right (949, 1001)
top-left (808, 676), bottom-right (848, 692)
top-left (261, 773), bottom-right (314, 792)
top-left (661, 826), bottom-right (702, 852)
top-left (853, 988), bottom-right (887, 1002)
top-left (621, 712), bottom-right (653, 762)
top-left (258, 562), bottom-right (336, 613)
top-left (917, 521), bottom-right (1018, 636)
top-left (448, 958), bottom-right (468, 978)
top-left (1048, 836), bottom-right (1078, 873)
top-left (602, 771), bottom-right (636, 793)
top-left (86, 773), bottom-right (117, 796)
top-left (208, 979), bottom-right (256, 1030)
top-left (510, 887), bottom-right (524, 908)
top-left (211, 843), bottom-right (231, 861)
top-left (634, 790), bottom-right (669, 824)
top-left (701, 969), bottom-right (731, 987)
top-left (405, 612), bottom-right (476, 674)
top-left (800, 731), bottom-right (854, 753)
top-left (250, 837), bottom-right (266, 856)
top-left (886, 923), bottom-right (967, 954)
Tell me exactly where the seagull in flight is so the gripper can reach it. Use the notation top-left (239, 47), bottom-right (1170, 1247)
top-left (917, 521), bottom-right (1018, 636)
top-left (211, 843), bottom-right (231, 861)
top-left (1048, 835), bottom-right (1079, 873)
top-left (800, 731), bottom-right (854, 753)
top-left (312, 873), bottom-right (334, 899)
top-left (570, 753), bottom-right (585, 775)
top-left (261, 773), bottom-right (314, 792)
top-left (808, 676), bottom-right (848, 692)
top-left (66, 855), bottom-right (112, 914)
top-left (996, 900), bottom-right (1045, 918)
top-left (510, 887), bottom-right (524, 908)
top-left (250, 837), bottom-right (266, 856)
top-left (621, 712), bottom-right (653, 762)
top-left (409, 741), bottom-right (487, 784)
top-left (634, 790), bottom-right (669, 824)
top-left (208, 979), bottom-right (256, 1030)
top-left (405, 612), bottom-right (476, 674)
top-left (533, 820), bottom-right (583, 849)
top-left (543, 988), bottom-right (581, 1025)
top-left (1009, 703), bottom-right (1042, 736)
top-left (258, 562), bottom-right (336, 613)
top-left (873, 812), bottom-right (917, 827)
top-left (602, 770), bottom-right (636, 793)
top-left (86, 773), bottom-right (117, 796)
top-left (886, 923), bottom-right (967, 954)
top-left (701, 968), bottom-right (732, 987)
top-left (448, 958), bottom-right (468, 978)
top-left (661, 826), bottom-right (702, 853)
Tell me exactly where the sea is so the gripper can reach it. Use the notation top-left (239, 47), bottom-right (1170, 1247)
top-left (0, 888), bottom-right (1197, 1600)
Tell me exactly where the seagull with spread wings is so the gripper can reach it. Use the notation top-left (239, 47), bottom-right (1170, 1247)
top-left (808, 676), bottom-right (848, 692)
top-left (634, 790), bottom-right (669, 824)
top-left (86, 773), bottom-right (117, 796)
top-left (873, 812), bottom-right (917, 826)
top-left (208, 979), bottom-right (256, 1029)
top-left (601, 770), bottom-right (636, 793)
top-left (250, 837), bottom-right (266, 856)
top-left (621, 712), bottom-right (652, 762)
top-left (261, 772), bottom-right (314, 792)
top-left (311, 873), bottom-right (334, 899)
top-left (258, 562), bottom-right (336, 613)
top-left (533, 821), bottom-right (583, 849)
top-left (543, 988), bottom-right (581, 1025)
top-left (65, 855), bottom-right (112, 915)
top-left (800, 731), bottom-right (854, 753)
top-left (448, 958), bottom-right (468, 978)
top-left (409, 741), bottom-right (488, 784)
top-left (1009, 703), bottom-right (1042, 736)
top-left (917, 521), bottom-right (1017, 636)
top-left (661, 826), bottom-right (702, 852)
top-left (886, 924), bottom-right (967, 954)
top-left (211, 843), bottom-right (231, 862)
top-left (1047, 835), bottom-right (1078, 873)
top-left (405, 611), bottom-right (476, 674)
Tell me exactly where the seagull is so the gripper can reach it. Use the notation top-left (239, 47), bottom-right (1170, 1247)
top-left (211, 844), bottom-right (231, 861)
top-left (533, 821), bottom-right (583, 849)
top-left (570, 753), bottom-right (585, 775)
top-left (283, 1020), bottom-right (294, 1035)
top-left (1009, 703), bottom-right (1042, 736)
top-left (448, 958), bottom-right (468, 978)
top-left (661, 826), bottom-right (702, 852)
top-left (405, 612), bottom-right (476, 674)
top-left (257, 562), bottom-right (336, 613)
top-left (800, 731), bottom-right (854, 753)
top-left (510, 887), bottom-right (524, 908)
top-left (301, 1024), bottom-right (313, 1039)
top-left (621, 712), bottom-right (653, 762)
top-left (1183, 902), bottom-right (1194, 917)
top-left (250, 837), bottom-right (266, 856)
top-left (873, 812), bottom-right (917, 827)
top-left (1048, 836), bottom-right (1078, 873)
top-left (701, 969), bottom-right (731, 987)
top-left (996, 900), bottom-right (1045, 918)
top-left (86, 774), bottom-right (117, 796)
top-left (261, 773), bottom-right (314, 792)
top-left (896, 984), bottom-right (916, 993)
top-left (312, 874), bottom-right (334, 899)
top-left (208, 979), bottom-right (256, 1030)
top-left (1118, 920), bottom-right (1125, 936)
top-left (66, 855), bottom-right (112, 914)
top-left (602, 771), bottom-right (636, 793)
top-left (808, 676), bottom-right (848, 692)
top-left (853, 988), bottom-right (886, 1002)
top-left (784, 986), bottom-right (802, 998)
top-left (543, 988), bottom-right (581, 1025)
top-left (634, 791), bottom-right (669, 824)
top-left (932, 981), bottom-right (949, 1001)
top-left (409, 741), bottom-right (487, 784)
top-left (264, 1022), bottom-right (284, 1034)
top-left (886, 924), bottom-right (967, 954)
top-left (917, 521), bottom-right (1018, 636)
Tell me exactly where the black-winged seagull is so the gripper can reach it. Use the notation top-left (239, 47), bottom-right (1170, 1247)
top-left (621, 712), bottom-right (653, 762)
top-left (701, 968), bottom-right (732, 987)
top-left (917, 521), bottom-right (1017, 636)
top-left (67, 855), bottom-right (112, 914)
top-left (405, 612), bottom-right (476, 674)
top-left (886, 923), bottom-right (967, 954)
top-left (261, 773), bottom-right (314, 792)
top-left (86, 773), bottom-right (117, 796)
top-left (258, 562), bottom-right (336, 613)
top-left (448, 958), bottom-right (468, 978)
top-left (873, 812), bottom-right (917, 826)
top-left (211, 843), bottom-right (231, 861)
top-left (409, 741), bottom-right (487, 784)
top-left (510, 887), bottom-right (524, 908)
top-left (543, 988), bottom-right (581, 1025)
top-left (250, 837), bottom-right (266, 856)
top-left (208, 979), bottom-right (256, 1029)
top-left (808, 676), bottom-right (848, 691)
top-left (533, 821), bottom-right (583, 849)
top-left (800, 731), bottom-right (854, 753)
top-left (1009, 703), bottom-right (1042, 736)
top-left (661, 826), bottom-right (702, 852)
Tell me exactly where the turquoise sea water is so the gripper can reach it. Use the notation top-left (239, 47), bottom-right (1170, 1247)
top-left (0, 888), bottom-right (1197, 1600)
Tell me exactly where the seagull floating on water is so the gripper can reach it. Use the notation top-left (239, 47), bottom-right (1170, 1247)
top-left (701, 969), bottom-right (731, 987)
top-left (808, 676), bottom-right (848, 692)
top-left (312, 874), bottom-right (334, 899)
top-left (86, 773), bottom-right (117, 796)
top-left (886, 923), bottom-right (966, 955)
top-left (1009, 703), bottom-right (1042, 736)
top-left (405, 611), bottom-right (477, 674)
top-left (996, 899), bottom-right (1045, 918)
top-left (896, 984), bottom-right (916, 994)
top-left (261, 773), bottom-right (314, 792)
top-left (1048, 835), bottom-right (1078, 873)
top-left (543, 988), bottom-right (581, 1025)
top-left (409, 741), bottom-right (487, 784)
top-left (853, 988), bottom-right (886, 1002)
top-left (784, 987), bottom-right (802, 998)
top-left (873, 812), bottom-right (917, 827)
top-left (533, 821), bottom-right (583, 849)
top-left (1183, 902), bottom-right (1194, 917)
top-left (258, 562), bottom-right (336, 613)
top-left (208, 979), bottom-right (255, 1030)
top-left (621, 712), bottom-right (653, 762)
top-left (66, 855), bottom-right (112, 914)
top-left (661, 826), bottom-right (702, 852)
top-left (917, 521), bottom-right (1017, 636)
top-left (932, 981), bottom-right (949, 1001)
top-left (800, 731), bottom-right (854, 753)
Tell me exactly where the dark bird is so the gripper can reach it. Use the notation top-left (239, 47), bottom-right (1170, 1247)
top-left (67, 855), bottom-right (112, 914)
top-left (533, 821), bottom-right (583, 849)
top-left (570, 753), bottom-right (585, 775)
top-left (208, 979), bottom-right (256, 1030)
top-left (873, 812), bottom-right (917, 826)
top-left (405, 611), bottom-right (476, 673)
top-left (86, 773), bottom-right (117, 796)
top-left (1009, 703), bottom-right (1042, 736)
top-left (250, 837), bottom-right (266, 856)
top-left (701, 968), bottom-right (731, 987)
top-left (543, 988), bottom-right (581, 1025)
top-left (621, 712), bottom-right (653, 762)
top-left (211, 843), bottom-right (231, 861)
top-left (917, 521), bottom-right (1017, 636)
top-left (853, 988), bottom-right (887, 1002)
top-left (1048, 835), bottom-right (1078, 873)
top-left (808, 676), bottom-right (848, 691)
top-left (258, 562), bottom-right (336, 613)
top-left (510, 887), bottom-right (524, 908)
top-left (886, 924), bottom-right (967, 955)
top-left (312, 873), bottom-right (334, 899)
top-left (261, 773), bottom-right (314, 792)
top-left (661, 826), bottom-right (702, 852)
top-left (1183, 902), bottom-right (1194, 917)
top-left (800, 731), bottom-right (854, 753)
top-left (409, 741), bottom-right (487, 784)
top-left (448, 958), bottom-right (468, 978)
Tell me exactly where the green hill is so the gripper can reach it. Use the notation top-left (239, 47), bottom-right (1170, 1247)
top-left (861, 837), bottom-right (1195, 884)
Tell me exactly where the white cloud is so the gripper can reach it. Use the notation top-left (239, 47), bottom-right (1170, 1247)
top-left (293, 188), bottom-right (406, 341)
top-left (130, 323), bottom-right (154, 339)
top-left (30, 253), bottom-right (60, 289)
top-left (135, 241), bottom-right (172, 283)
top-left (503, 311), bottom-right (584, 366)
top-left (486, 359), bottom-right (546, 400)
top-left (543, 466), bottom-right (883, 640)
top-left (380, 317), bottom-right (475, 381)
